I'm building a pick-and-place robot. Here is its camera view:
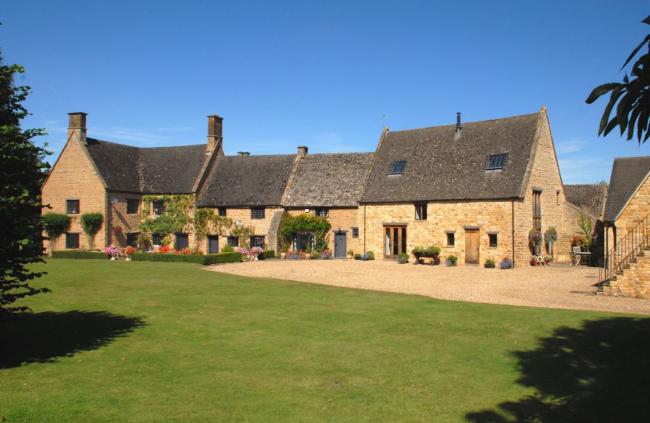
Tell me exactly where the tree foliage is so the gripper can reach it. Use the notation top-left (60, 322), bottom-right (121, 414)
top-left (0, 52), bottom-right (51, 313)
top-left (81, 213), bottom-right (103, 249)
top-left (586, 16), bottom-right (650, 143)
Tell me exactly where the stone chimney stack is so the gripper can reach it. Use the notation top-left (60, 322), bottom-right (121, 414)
top-left (297, 146), bottom-right (309, 156)
top-left (207, 114), bottom-right (223, 154)
top-left (68, 112), bottom-right (87, 145)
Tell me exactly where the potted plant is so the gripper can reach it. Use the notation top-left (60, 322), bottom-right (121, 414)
top-left (445, 255), bottom-right (458, 266)
top-left (484, 258), bottom-right (496, 268)
top-left (361, 251), bottom-right (375, 261)
top-left (500, 257), bottom-right (513, 269)
top-left (529, 229), bottom-right (542, 255)
top-left (425, 246), bottom-right (441, 265)
top-left (412, 246), bottom-right (425, 263)
top-left (544, 227), bottom-right (557, 257)
top-left (397, 252), bottom-right (409, 264)
top-left (347, 249), bottom-right (354, 259)
top-left (124, 246), bottom-right (135, 261)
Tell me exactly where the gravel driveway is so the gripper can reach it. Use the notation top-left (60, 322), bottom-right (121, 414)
top-left (207, 260), bottom-right (650, 315)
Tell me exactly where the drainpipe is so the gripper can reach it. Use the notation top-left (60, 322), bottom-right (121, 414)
top-left (363, 204), bottom-right (367, 253)
top-left (510, 198), bottom-right (515, 269)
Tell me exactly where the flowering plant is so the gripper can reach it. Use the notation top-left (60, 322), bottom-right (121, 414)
top-left (104, 245), bottom-right (120, 259)
top-left (175, 248), bottom-right (193, 255)
top-left (530, 255), bottom-right (547, 266)
top-left (235, 246), bottom-right (263, 260)
top-left (159, 245), bottom-right (173, 254)
top-left (124, 246), bottom-right (135, 256)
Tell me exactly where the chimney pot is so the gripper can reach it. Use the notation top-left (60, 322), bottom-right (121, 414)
top-left (297, 146), bottom-right (308, 156)
top-left (454, 112), bottom-right (462, 140)
top-left (207, 114), bottom-right (223, 153)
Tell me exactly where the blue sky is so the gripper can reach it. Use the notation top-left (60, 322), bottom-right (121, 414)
top-left (2, 0), bottom-right (649, 183)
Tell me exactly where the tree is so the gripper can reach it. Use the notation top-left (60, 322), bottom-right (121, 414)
top-left (0, 52), bottom-right (51, 314)
top-left (81, 213), bottom-right (103, 250)
top-left (586, 16), bottom-right (650, 143)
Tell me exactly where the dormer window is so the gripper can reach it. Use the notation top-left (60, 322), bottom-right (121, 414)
top-left (486, 154), bottom-right (508, 170)
top-left (388, 160), bottom-right (406, 175)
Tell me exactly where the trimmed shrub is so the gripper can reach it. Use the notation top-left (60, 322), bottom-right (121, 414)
top-left (42, 213), bottom-right (71, 248)
top-left (484, 259), bottom-right (496, 269)
top-left (397, 252), bottom-right (409, 264)
top-left (81, 213), bottom-right (103, 249)
top-left (221, 245), bottom-right (234, 253)
top-left (51, 251), bottom-right (107, 259)
top-left (51, 250), bottom-right (242, 264)
top-left (131, 253), bottom-right (204, 264)
top-left (133, 252), bottom-right (242, 265)
top-left (203, 252), bottom-right (243, 265)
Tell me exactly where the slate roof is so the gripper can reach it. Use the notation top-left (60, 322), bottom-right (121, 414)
top-left (360, 112), bottom-right (540, 203)
top-left (564, 184), bottom-right (607, 218)
top-left (283, 153), bottom-right (374, 207)
top-left (85, 138), bottom-right (208, 194)
top-left (603, 156), bottom-right (650, 222)
top-left (196, 154), bottom-right (295, 207)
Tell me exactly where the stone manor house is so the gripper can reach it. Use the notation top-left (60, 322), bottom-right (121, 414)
top-left (43, 108), bottom-right (596, 266)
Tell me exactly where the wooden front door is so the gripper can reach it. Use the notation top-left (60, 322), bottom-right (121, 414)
top-left (384, 225), bottom-right (407, 258)
top-left (465, 229), bottom-right (480, 264)
top-left (334, 232), bottom-right (347, 258)
top-left (208, 235), bottom-right (219, 254)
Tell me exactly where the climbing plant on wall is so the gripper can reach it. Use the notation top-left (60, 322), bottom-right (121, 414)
top-left (279, 212), bottom-right (331, 252)
top-left (139, 195), bottom-right (194, 246)
top-left (193, 208), bottom-right (233, 249)
top-left (231, 223), bottom-right (255, 248)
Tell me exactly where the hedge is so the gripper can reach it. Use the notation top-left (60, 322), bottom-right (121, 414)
top-left (51, 251), bottom-right (106, 259)
top-left (52, 251), bottom-right (242, 265)
top-left (132, 252), bottom-right (242, 265)
top-left (203, 252), bottom-right (242, 265)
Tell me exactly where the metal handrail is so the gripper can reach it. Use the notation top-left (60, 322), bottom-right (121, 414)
top-left (599, 215), bottom-right (650, 284)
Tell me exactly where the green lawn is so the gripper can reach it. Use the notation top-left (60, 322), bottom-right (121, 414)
top-left (1, 260), bottom-right (649, 422)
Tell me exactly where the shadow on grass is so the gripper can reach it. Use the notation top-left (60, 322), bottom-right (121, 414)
top-left (466, 317), bottom-right (650, 422)
top-left (0, 310), bottom-right (145, 369)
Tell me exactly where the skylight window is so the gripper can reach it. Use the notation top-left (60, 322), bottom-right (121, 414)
top-left (486, 154), bottom-right (508, 170)
top-left (388, 160), bottom-right (407, 175)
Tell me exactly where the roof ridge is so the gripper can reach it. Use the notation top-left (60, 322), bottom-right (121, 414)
top-left (87, 137), bottom-right (204, 150)
top-left (303, 152), bottom-right (374, 157)
top-left (613, 155), bottom-right (650, 161)
top-left (388, 112), bottom-right (540, 135)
